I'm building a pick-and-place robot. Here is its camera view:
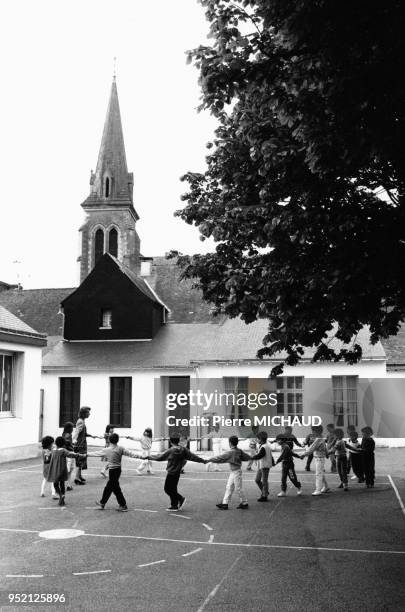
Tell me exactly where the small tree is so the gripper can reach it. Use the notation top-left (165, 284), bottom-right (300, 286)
top-left (174, 0), bottom-right (405, 373)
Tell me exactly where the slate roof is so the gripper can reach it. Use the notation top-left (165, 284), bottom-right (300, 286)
top-left (0, 304), bottom-right (47, 345)
top-left (0, 259), bottom-right (214, 337)
top-left (380, 323), bottom-right (405, 368)
top-left (42, 318), bottom-right (385, 371)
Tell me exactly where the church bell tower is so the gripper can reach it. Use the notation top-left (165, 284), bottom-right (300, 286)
top-left (78, 76), bottom-right (141, 282)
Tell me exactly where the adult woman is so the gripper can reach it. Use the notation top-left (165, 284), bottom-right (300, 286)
top-left (73, 406), bottom-right (97, 484)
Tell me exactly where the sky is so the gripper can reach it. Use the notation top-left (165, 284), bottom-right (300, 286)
top-left (0, 0), bottom-right (218, 288)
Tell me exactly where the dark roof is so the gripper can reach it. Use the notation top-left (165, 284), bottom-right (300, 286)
top-left (42, 318), bottom-right (385, 371)
top-left (0, 260), bottom-right (214, 337)
top-left (381, 323), bottom-right (405, 367)
top-left (0, 287), bottom-right (71, 336)
top-left (0, 305), bottom-right (47, 346)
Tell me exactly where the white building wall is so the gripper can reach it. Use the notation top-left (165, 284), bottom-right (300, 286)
top-left (0, 340), bottom-right (43, 462)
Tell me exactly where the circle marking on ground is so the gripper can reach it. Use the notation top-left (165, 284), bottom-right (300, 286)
top-left (38, 528), bottom-right (85, 540)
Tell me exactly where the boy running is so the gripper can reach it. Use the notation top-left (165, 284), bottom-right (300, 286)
top-left (147, 435), bottom-right (206, 511)
top-left (88, 433), bottom-right (142, 512)
top-left (275, 438), bottom-right (302, 497)
top-left (207, 435), bottom-right (251, 510)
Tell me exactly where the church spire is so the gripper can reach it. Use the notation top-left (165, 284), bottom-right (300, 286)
top-left (78, 76), bottom-right (141, 283)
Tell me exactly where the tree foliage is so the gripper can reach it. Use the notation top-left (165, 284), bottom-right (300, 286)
top-left (174, 0), bottom-right (405, 372)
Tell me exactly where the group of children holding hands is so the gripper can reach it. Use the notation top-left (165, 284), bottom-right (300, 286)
top-left (40, 420), bottom-right (376, 512)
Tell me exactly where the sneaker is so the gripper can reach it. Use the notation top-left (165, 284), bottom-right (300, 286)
top-left (338, 483), bottom-right (343, 488)
top-left (296, 488), bottom-right (302, 496)
top-left (74, 479), bottom-right (85, 485)
top-left (178, 497), bottom-right (187, 510)
top-left (66, 486), bottom-right (73, 491)
top-left (321, 487), bottom-right (331, 494)
top-left (257, 497), bottom-right (268, 502)
top-left (277, 491), bottom-right (287, 497)
top-left (52, 495), bottom-right (59, 499)
top-left (216, 503), bottom-right (228, 510)
top-left (40, 493), bottom-right (45, 497)
top-left (166, 506), bottom-right (179, 511)
top-left (116, 506), bottom-right (129, 512)
top-left (100, 471), bottom-right (107, 479)
top-left (237, 503), bottom-right (249, 509)
top-left (146, 470), bottom-right (154, 475)
top-left (312, 491), bottom-right (322, 496)
top-left (95, 501), bottom-right (105, 509)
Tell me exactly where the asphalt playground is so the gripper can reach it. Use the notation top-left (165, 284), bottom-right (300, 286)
top-left (0, 448), bottom-right (404, 612)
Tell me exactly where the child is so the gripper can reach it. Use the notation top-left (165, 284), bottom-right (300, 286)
top-left (47, 437), bottom-right (85, 506)
top-left (328, 428), bottom-right (349, 490)
top-left (88, 433), bottom-right (142, 512)
top-left (325, 424), bottom-right (337, 473)
top-left (40, 436), bottom-right (57, 498)
top-left (246, 437), bottom-right (258, 471)
top-left (347, 431), bottom-right (364, 482)
top-left (272, 426), bottom-right (303, 450)
top-left (300, 425), bottom-right (330, 496)
top-left (251, 431), bottom-right (274, 501)
top-left (62, 422), bottom-right (75, 491)
top-left (275, 437), bottom-right (302, 497)
top-left (207, 435), bottom-right (251, 510)
top-left (147, 435), bottom-right (206, 511)
top-left (126, 428), bottom-right (156, 475)
top-left (346, 424), bottom-right (356, 476)
top-left (100, 424), bottom-right (114, 478)
top-left (360, 426), bottom-right (375, 488)
top-left (303, 427), bottom-right (317, 471)
top-left (204, 424), bottom-right (222, 472)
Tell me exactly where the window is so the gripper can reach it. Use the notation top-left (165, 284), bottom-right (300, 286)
top-left (276, 377), bottom-right (303, 416)
top-left (105, 176), bottom-right (110, 198)
top-left (94, 228), bottom-right (104, 263)
top-left (332, 376), bottom-right (358, 427)
top-left (100, 308), bottom-right (112, 329)
top-left (223, 377), bottom-right (249, 419)
top-left (108, 228), bottom-right (118, 257)
top-left (59, 377), bottom-right (81, 427)
top-left (110, 377), bottom-right (132, 427)
top-left (0, 354), bottom-right (13, 415)
top-left (140, 260), bottom-right (152, 277)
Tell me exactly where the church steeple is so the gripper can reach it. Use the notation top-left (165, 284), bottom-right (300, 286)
top-left (78, 76), bottom-right (141, 283)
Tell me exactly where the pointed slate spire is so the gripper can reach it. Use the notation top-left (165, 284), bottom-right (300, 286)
top-left (83, 76), bottom-right (136, 212)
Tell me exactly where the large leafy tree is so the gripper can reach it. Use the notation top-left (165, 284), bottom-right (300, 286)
top-left (174, 0), bottom-right (405, 372)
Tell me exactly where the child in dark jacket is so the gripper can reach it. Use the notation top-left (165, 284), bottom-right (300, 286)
top-left (207, 435), bottom-right (252, 510)
top-left (276, 438), bottom-right (302, 497)
top-left (328, 428), bottom-right (349, 490)
top-left (360, 427), bottom-right (375, 488)
top-left (147, 436), bottom-right (206, 511)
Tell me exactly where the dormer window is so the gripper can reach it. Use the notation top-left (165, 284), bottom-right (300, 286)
top-left (105, 177), bottom-right (110, 198)
top-left (140, 259), bottom-right (152, 276)
top-left (100, 308), bottom-right (112, 329)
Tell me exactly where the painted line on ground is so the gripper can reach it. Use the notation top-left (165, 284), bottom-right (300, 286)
top-left (73, 569), bottom-right (111, 576)
top-left (388, 474), bottom-right (405, 518)
top-left (0, 510), bottom-right (12, 513)
top-left (82, 532), bottom-right (405, 555)
top-left (6, 574), bottom-right (44, 578)
top-left (138, 559), bottom-right (165, 568)
top-left (182, 547), bottom-right (203, 557)
top-left (170, 514), bottom-right (191, 520)
top-left (197, 554), bottom-right (241, 612)
top-left (3, 526), bottom-right (402, 556)
top-left (202, 523), bottom-right (213, 531)
top-left (0, 464), bottom-right (42, 475)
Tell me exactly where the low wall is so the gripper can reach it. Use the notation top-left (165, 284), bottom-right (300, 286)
top-left (0, 443), bottom-right (41, 464)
